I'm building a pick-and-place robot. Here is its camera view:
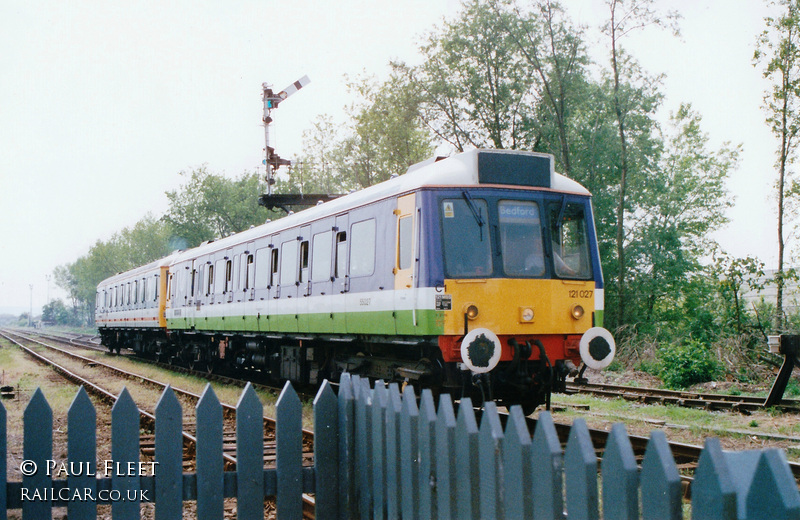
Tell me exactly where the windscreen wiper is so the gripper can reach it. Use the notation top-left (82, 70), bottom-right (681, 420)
top-left (462, 191), bottom-right (485, 240)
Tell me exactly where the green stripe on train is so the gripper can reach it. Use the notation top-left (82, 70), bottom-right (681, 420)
top-left (167, 309), bottom-right (444, 336)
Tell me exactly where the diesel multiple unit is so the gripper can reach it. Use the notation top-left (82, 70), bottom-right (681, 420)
top-left (96, 149), bottom-right (615, 411)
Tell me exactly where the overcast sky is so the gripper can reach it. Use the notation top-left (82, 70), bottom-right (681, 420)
top-left (0, 0), bottom-right (780, 314)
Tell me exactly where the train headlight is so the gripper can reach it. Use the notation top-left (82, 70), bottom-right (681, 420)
top-left (520, 307), bottom-right (534, 322)
top-left (570, 304), bottom-right (585, 320)
top-left (465, 304), bottom-right (479, 320)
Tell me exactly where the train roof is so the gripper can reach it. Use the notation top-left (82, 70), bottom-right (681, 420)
top-left (169, 149), bottom-right (590, 263)
top-left (97, 149), bottom-right (585, 271)
top-left (97, 252), bottom-right (181, 288)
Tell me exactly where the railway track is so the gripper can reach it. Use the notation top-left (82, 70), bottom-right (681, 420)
top-left (565, 380), bottom-right (800, 414)
top-left (0, 328), bottom-right (317, 518)
top-left (8, 328), bottom-right (800, 507)
top-left (24, 328), bottom-right (320, 403)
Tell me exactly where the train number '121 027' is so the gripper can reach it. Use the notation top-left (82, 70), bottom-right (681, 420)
top-left (568, 289), bottom-right (593, 299)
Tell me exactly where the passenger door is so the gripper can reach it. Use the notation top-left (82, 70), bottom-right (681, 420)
top-left (331, 214), bottom-right (349, 333)
top-left (394, 193), bottom-right (418, 335)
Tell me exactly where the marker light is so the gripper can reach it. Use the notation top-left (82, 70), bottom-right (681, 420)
top-left (571, 304), bottom-right (585, 320)
top-left (520, 307), bottom-right (534, 322)
top-left (466, 304), bottom-right (479, 320)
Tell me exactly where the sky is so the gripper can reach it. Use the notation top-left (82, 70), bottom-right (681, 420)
top-left (0, 0), bottom-right (782, 315)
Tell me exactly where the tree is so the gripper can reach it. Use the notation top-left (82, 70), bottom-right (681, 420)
top-left (402, 0), bottom-right (534, 150)
top-left (754, 0), bottom-right (800, 331)
top-left (602, 0), bottom-right (679, 328)
top-left (277, 115), bottom-right (353, 195)
top-left (164, 167), bottom-right (275, 248)
top-left (497, 0), bottom-right (590, 176)
top-left (288, 72), bottom-right (433, 192)
top-left (713, 252), bottom-right (766, 335)
top-left (338, 71), bottom-right (434, 188)
top-left (624, 105), bottom-right (737, 333)
top-left (41, 299), bottom-right (75, 326)
top-left (54, 213), bottom-right (174, 325)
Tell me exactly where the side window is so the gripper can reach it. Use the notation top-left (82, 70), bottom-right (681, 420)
top-left (270, 248), bottom-right (279, 286)
top-left (280, 240), bottom-right (298, 286)
top-left (350, 219), bottom-right (376, 277)
top-left (154, 275), bottom-right (160, 301)
top-left (133, 280), bottom-right (139, 304)
top-left (398, 216), bottom-right (413, 270)
top-left (126, 283), bottom-right (132, 305)
top-left (207, 264), bottom-right (215, 295)
top-left (299, 240), bottom-right (309, 282)
top-left (335, 232), bottom-right (347, 278)
top-left (224, 259), bottom-right (233, 293)
top-left (214, 259), bottom-right (226, 294)
top-left (244, 254), bottom-right (254, 290)
top-left (140, 278), bottom-right (147, 304)
top-left (255, 248), bottom-right (270, 288)
top-left (312, 231), bottom-right (333, 282)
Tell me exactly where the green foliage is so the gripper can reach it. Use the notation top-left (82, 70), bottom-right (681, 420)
top-left (636, 359), bottom-right (660, 376)
top-left (41, 299), bottom-right (79, 326)
top-left (283, 70), bottom-right (433, 192)
top-left (164, 167), bottom-right (275, 248)
top-left (54, 213), bottom-right (174, 326)
top-left (403, 0), bottom-right (535, 151)
top-left (658, 340), bottom-right (721, 389)
top-left (785, 378), bottom-right (800, 397)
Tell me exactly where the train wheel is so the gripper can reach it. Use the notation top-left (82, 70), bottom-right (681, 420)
top-left (521, 401), bottom-right (540, 416)
top-left (189, 360), bottom-right (207, 372)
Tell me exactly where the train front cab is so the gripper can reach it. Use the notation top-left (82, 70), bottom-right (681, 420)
top-left (423, 184), bottom-right (615, 411)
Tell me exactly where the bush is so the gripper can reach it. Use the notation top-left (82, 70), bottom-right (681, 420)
top-left (658, 340), bottom-right (720, 389)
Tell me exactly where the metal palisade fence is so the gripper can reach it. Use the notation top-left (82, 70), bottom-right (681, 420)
top-left (2, 374), bottom-right (800, 519)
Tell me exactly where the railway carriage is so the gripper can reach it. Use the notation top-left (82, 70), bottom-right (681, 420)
top-left (96, 253), bottom-right (178, 353)
top-left (96, 149), bottom-right (615, 410)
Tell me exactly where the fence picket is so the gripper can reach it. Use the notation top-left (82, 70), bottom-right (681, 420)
top-left (355, 378), bottom-right (372, 520)
top-left (502, 406), bottom-right (533, 520)
top-left (196, 384), bottom-right (224, 520)
top-left (111, 387), bottom-right (140, 520)
top-left (385, 383), bottom-right (403, 519)
top-left (478, 402), bottom-right (504, 520)
top-left (236, 382), bottom-right (264, 520)
top-left (418, 389), bottom-right (437, 520)
top-left (745, 449), bottom-right (800, 519)
top-left (23, 387), bottom-right (52, 520)
top-left (371, 382), bottom-right (388, 520)
top-left (435, 394), bottom-right (458, 520)
top-left (401, 385), bottom-right (421, 520)
top-left (455, 397), bottom-right (480, 520)
top-left (692, 438), bottom-right (738, 520)
top-left (67, 387), bottom-right (96, 520)
top-left (276, 381), bottom-right (304, 520)
top-left (531, 411), bottom-right (563, 520)
top-left (314, 380), bottom-right (339, 520)
top-left (155, 386), bottom-right (183, 520)
top-left (0, 399), bottom-right (5, 520)
top-left (6, 378), bottom-right (800, 520)
top-left (564, 418), bottom-right (599, 520)
top-left (337, 373), bottom-right (355, 520)
top-left (601, 423), bottom-right (639, 520)
top-left (640, 430), bottom-right (681, 520)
